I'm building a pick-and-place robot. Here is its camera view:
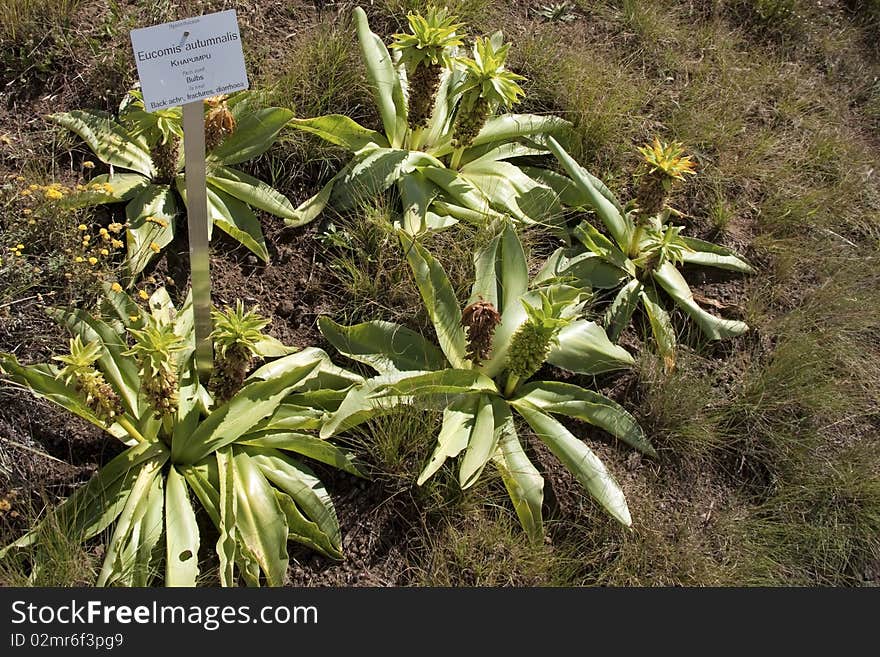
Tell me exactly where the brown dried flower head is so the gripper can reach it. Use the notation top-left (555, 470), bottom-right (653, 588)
top-left (461, 297), bottom-right (501, 366)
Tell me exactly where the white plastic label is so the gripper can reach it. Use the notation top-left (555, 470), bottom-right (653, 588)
top-left (130, 9), bottom-right (248, 111)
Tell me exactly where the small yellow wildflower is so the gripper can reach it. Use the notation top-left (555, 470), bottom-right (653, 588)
top-left (111, 239), bottom-right (124, 249)
top-left (108, 222), bottom-right (123, 233)
top-left (44, 188), bottom-right (63, 200)
top-left (28, 184), bottom-right (39, 191)
top-left (75, 256), bottom-right (84, 263)
top-left (15, 176), bottom-right (25, 182)
top-left (16, 244), bottom-right (24, 250)
top-left (77, 224), bottom-right (87, 231)
top-left (28, 219), bottom-right (36, 225)
top-left (138, 290), bottom-right (149, 300)
top-left (20, 189), bottom-right (31, 196)
top-left (22, 208), bottom-right (31, 215)
top-left (75, 184), bottom-right (86, 191)
top-left (88, 257), bottom-right (98, 265)
top-left (82, 161), bottom-right (95, 169)
top-left (101, 183), bottom-right (114, 194)
top-left (110, 282), bottom-right (123, 293)
top-left (149, 242), bottom-right (161, 253)
top-left (99, 228), bottom-right (108, 236)
top-left (100, 248), bottom-right (109, 256)
top-left (129, 315), bottom-right (139, 322)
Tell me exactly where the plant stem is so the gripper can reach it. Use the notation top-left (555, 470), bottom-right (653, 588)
top-left (116, 415), bottom-right (148, 444)
top-left (450, 146), bottom-right (464, 170)
top-left (503, 373), bottom-right (520, 397)
top-left (628, 222), bottom-right (645, 259)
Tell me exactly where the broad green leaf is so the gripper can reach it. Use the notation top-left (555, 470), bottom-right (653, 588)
top-left (0, 441), bottom-right (166, 558)
top-left (318, 316), bottom-right (447, 374)
top-left (97, 454), bottom-right (164, 586)
top-left (50, 110), bottom-right (155, 177)
top-left (422, 166), bottom-right (495, 218)
top-left (248, 405), bottom-right (325, 433)
top-left (512, 381), bottom-right (654, 457)
top-left (273, 491), bottom-right (341, 558)
top-left (131, 473), bottom-right (165, 587)
top-left (653, 263), bottom-right (749, 340)
top-left (470, 223), bottom-right (528, 315)
top-left (680, 236), bottom-right (755, 273)
top-left (547, 319), bottom-right (635, 375)
top-left (252, 336), bottom-right (298, 358)
top-left (207, 165), bottom-right (297, 221)
top-left (209, 107), bottom-right (294, 166)
top-left (400, 231), bottom-right (468, 368)
top-left (533, 248), bottom-right (629, 290)
top-left (429, 199), bottom-right (504, 225)
top-left (459, 395), bottom-right (507, 490)
top-left (246, 347), bottom-right (338, 383)
top-left (181, 460), bottom-right (220, 527)
top-left (238, 431), bottom-right (362, 477)
top-left (48, 307), bottom-right (141, 418)
top-left (547, 136), bottom-right (631, 249)
top-left (433, 114), bottom-right (570, 158)
top-left (331, 148), bottom-right (441, 211)
top-left (125, 184), bottom-right (177, 278)
top-left (0, 354), bottom-right (127, 441)
top-left (605, 279), bottom-right (642, 342)
top-left (398, 170), bottom-right (436, 235)
top-left (230, 450), bottom-right (290, 586)
top-left (522, 166), bottom-right (593, 209)
top-left (459, 159), bottom-right (562, 224)
top-left (165, 467), bottom-right (200, 587)
top-left (63, 173), bottom-right (150, 209)
top-left (493, 426), bottom-right (544, 543)
top-left (289, 114), bottom-right (388, 151)
top-left (640, 285), bottom-right (677, 373)
top-left (373, 368), bottom-right (497, 398)
top-left (354, 6), bottom-right (407, 147)
top-left (573, 221), bottom-right (633, 273)
top-left (216, 448), bottom-right (237, 587)
top-left (174, 359), bottom-right (323, 463)
top-left (516, 404), bottom-right (631, 526)
top-left (417, 396), bottom-right (478, 485)
top-left (461, 141), bottom-right (548, 168)
top-left (204, 185), bottom-right (268, 262)
top-left (246, 448), bottom-right (341, 557)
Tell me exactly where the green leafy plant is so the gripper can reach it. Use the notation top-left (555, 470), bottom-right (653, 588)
top-left (51, 91), bottom-right (296, 278)
top-left (287, 6), bottom-right (571, 235)
top-left (538, 137), bottom-right (753, 371)
top-left (0, 287), bottom-right (363, 586)
top-left (533, 2), bottom-right (578, 23)
top-left (317, 224), bottom-right (654, 541)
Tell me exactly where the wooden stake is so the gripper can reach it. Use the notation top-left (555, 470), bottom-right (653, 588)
top-left (182, 101), bottom-right (213, 379)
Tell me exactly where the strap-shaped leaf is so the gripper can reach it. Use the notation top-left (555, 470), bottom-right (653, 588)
top-left (547, 136), bottom-right (630, 249)
top-left (512, 381), bottom-right (654, 457)
top-left (204, 185), bottom-right (268, 262)
top-left (493, 425), bottom-right (544, 543)
top-left (48, 306), bottom-right (141, 418)
top-left (640, 285), bottom-right (677, 373)
top-left (533, 248), bottom-right (629, 290)
top-left (398, 170), bottom-right (436, 235)
top-left (208, 107), bottom-right (293, 166)
top-left (49, 110), bottom-right (155, 177)
top-left (125, 183), bottom-right (177, 278)
top-left (318, 316), bottom-right (447, 374)
top-left (181, 460), bottom-right (220, 527)
top-left (0, 441), bottom-right (166, 558)
top-left (459, 159), bottom-right (562, 224)
top-left (0, 354), bottom-right (127, 441)
top-left (461, 142), bottom-right (548, 168)
top-left (173, 359), bottom-right (323, 463)
top-left (429, 199), bottom-right (504, 225)
top-left (515, 403), bottom-right (632, 526)
top-left (331, 148), bottom-right (441, 211)
top-left (289, 114), bottom-right (388, 151)
top-left (680, 236), bottom-right (755, 273)
top-left (237, 431), bottom-right (362, 477)
top-left (97, 453), bottom-right (164, 586)
top-left (63, 172), bottom-right (150, 210)
top-left (421, 166), bottom-right (495, 218)
top-left (245, 447), bottom-right (341, 558)
top-left (605, 279), bottom-right (643, 343)
top-left (470, 222), bottom-right (528, 314)
top-left (459, 395), bottom-right (507, 490)
top-left (165, 466), bottom-right (200, 587)
top-left (547, 319), bottom-right (635, 375)
top-left (131, 473), bottom-right (165, 587)
top-left (353, 6), bottom-right (407, 148)
top-left (573, 221), bottom-right (633, 273)
top-left (417, 395), bottom-right (477, 485)
top-left (653, 262), bottom-right (749, 340)
top-left (433, 114), bottom-right (570, 158)
top-left (207, 165), bottom-right (297, 221)
top-left (215, 448), bottom-right (237, 586)
top-left (373, 368), bottom-right (497, 398)
top-left (230, 450), bottom-right (290, 586)
top-left (400, 231), bottom-right (468, 368)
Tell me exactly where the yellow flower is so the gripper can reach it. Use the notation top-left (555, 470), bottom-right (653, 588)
top-left (20, 189), bottom-right (31, 196)
top-left (149, 242), bottom-right (161, 253)
top-left (44, 188), bottom-right (63, 200)
top-left (82, 161), bottom-right (95, 169)
top-left (108, 222), bottom-right (123, 233)
top-left (88, 257), bottom-right (98, 265)
top-left (111, 239), bottom-right (124, 249)
top-left (22, 208), bottom-right (31, 215)
top-left (32, 266), bottom-right (42, 274)
top-left (77, 224), bottom-right (87, 231)
top-left (16, 244), bottom-right (24, 250)
top-left (111, 282), bottom-right (123, 293)
top-left (27, 219), bottom-right (36, 225)
top-left (28, 184), bottom-right (39, 191)
top-left (100, 248), bottom-right (109, 256)
top-left (75, 256), bottom-right (84, 263)
top-left (138, 290), bottom-right (149, 300)
top-left (129, 314), bottom-right (139, 322)
top-left (101, 183), bottom-right (114, 194)
top-left (15, 176), bottom-right (25, 182)
top-left (99, 228), bottom-right (108, 236)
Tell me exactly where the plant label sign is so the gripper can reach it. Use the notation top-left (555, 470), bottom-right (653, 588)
top-left (130, 9), bottom-right (249, 112)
